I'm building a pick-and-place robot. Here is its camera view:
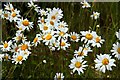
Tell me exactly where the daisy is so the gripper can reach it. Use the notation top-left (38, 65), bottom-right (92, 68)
top-left (32, 34), bottom-right (42, 46)
top-left (39, 9), bottom-right (47, 16)
top-left (57, 39), bottom-right (70, 50)
top-left (94, 54), bottom-right (116, 73)
top-left (81, 0), bottom-right (91, 8)
top-left (9, 9), bottom-right (21, 22)
top-left (12, 52), bottom-right (26, 64)
top-left (54, 73), bottom-right (64, 80)
top-left (38, 23), bottom-right (52, 33)
top-left (38, 17), bottom-right (45, 24)
top-left (19, 49), bottom-right (31, 59)
top-left (0, 54), bottom-right (4, 62)
top-left (11, 43), bottom-right (19, 53)
top-left (69, 56), bottom-right (88, 75)
top-left (111, 42), bottom-right (120, 60)
top-left (12, 32), bottom-right (25, 42)
top-left (3, 53), bottom-right (11, 61)
top-left (0, 40), bottom-right (12, 52)
top-left (4, 3), bottom-right (14, 11)
top-left (90, 11), bottom-right (100, 20)
top-left (91, 35), bottom-right (105, 48)
top-left (74, 46), bottom-right (88, 57)
top-left (46, 7), bottom-right (63, 22)
top-left (57, 21), bottom-right (68, 29)
top-left (83, 44), bottom-right (92, 52)
top-left (80, 30), bottom-right (97, 44)
top-left (17, 18), bottom-right (33, 31)
top-left (1, 10), bottom-right (10, 20)
top-left (55, 27), bottom-right (69, 41)
top-left (18, 41), bottom-right (31, 51)
top-left (42, 31), bottom-right (56, 46)
top-left (70, 32), bottom-right (80, 42)
top-left (116, 29), bottom-right (120, 40)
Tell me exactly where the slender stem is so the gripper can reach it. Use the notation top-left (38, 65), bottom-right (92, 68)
top-left (25, 7), bottom-right (34, 17)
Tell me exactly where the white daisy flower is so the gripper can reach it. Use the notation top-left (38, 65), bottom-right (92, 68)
top-left (4, 3), bottom-right (14, 11)
top-left (39, 9), bottom-right (47, 16)
top-left (1, 11), bottom-right (10, 20)
top-left (111, 42), bottom-right (120, 60)
top-left (46, 7), bottom-right (63, 22)
top-left (0, 40), bottom-right (12, 52)
top-left (32, 34), bottom-right (42, 46)
top-left (38, 23), bottom-right (52, 33)
top-left (57, 39), bottom-right (70, 50)
top-left (83, 44), bottom-right (92, 52)
top-left (18, 41), bottom-right (31, 51)
top-left (55, 27), bottom-right (69, 41)
top-left (81, 0), bottom-right (91, 8)
top-left (116, 29), bottom-right (120, 40)
top-left (0, 54), bottom-right (4, 62)
top-left (54, 73), bottom-right (64, 80)
top-left (12, 32), bottom-right (24, 42)
top-left (58, 21), bottom-right (68, 29)
top-left (94, 54), bottom-right (116, 73)
top-left (90, 11), bottom-right (100, 20)
top-left (17, 18), bottom-right (33, 31)
top-left (9, 9), bottom-right (21, 22)
top-left (80, 30), bottom-right (97, 44)
top-left (3, 53), bottom-right (11, 61)
top-left (38, 17), bottom-right (45, 24)
top-left (92, 35), bottom-right (105, 48)
top-left (69, 56), bottom-right (88, 75)
top-left (70, 32), bottom-right (80, 42)
top-left (74, 46), bottom-right (88, 57)
top-left (11, 43), bottom-right (19, 53)
top-left (12, 52), bottom-right (26, 64)
top-left (20, 49), bottom-right (31, 59)
top-left (42, 31), bottom-right (56, 46)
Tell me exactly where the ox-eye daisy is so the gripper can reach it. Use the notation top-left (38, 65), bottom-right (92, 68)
top-left (57, 39), bottom-right (70, 50)
top-left (54, 73), bottom-right (64, 80)
top-left (81, 0), bottom-right (91, 8)
top-left (18, 41), bottom-right (31, 51)
top-left (80, 30), bottom-right (97, 44)
top-left (70, 32), bottom-right (80, 42)
top-left (74, 47), bottom-right (88, 57)
top-left (11, 43), bottom-right (19, 53)
top-left (91, 11), bottom-right (100, 20)
top-left (12, 52), bottom-right (26, 64)
top-left (9, 9), bottom-right (21, 22)
top-left (39, 9), bottom-right (47, 16)
top-left (1, 11), bottom-right (10, 20)
top-left (94, 54), bottom-right (116, 73)
top-left (116, 29), bottom-right (120, 40)
top-left (0, 40), bottom-right (12, 52)
top-left (92, 35), bottom-right (105, 48)
top-left (17, 18), bottom-right (33, 31)
top-left (111, 42), bottom-right (120, 60)
top-left (3, 53), bottom-right (11, 61)
top-left (32, 34), bottom-right (42, 46)
top-left (42, 31), bottom-right (56, 46)
top-left (20, 50), bottom-right (31, 59)
top-left (69, 56), bottom-right (88, 75)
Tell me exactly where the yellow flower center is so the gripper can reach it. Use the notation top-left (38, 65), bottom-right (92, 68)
top-left (84, 48), bottom-right (88, 50)
top-left (50, 21), bottom-right (54, 26)
top-left (19, 27), bottom-right (22, 30)
top-left (71, 35), bottom-right (77, 40)
top-left (33, 37), bottom-right (38, 43)
top-left (16, 36), bottom-right (21, 41)
top-left (21, 44), bottom-right (28, 50)
top-left (45, 33), bottom-right (52, 40)
top-left (4, 43), bottom-right (8, 48)
top-left (94, 13), bottom-right (97, 17)
top-left (12, 12), bottom-right (16, 17)
top-left (78, 52), bottom-right (84, 56)
top-left (60, 42), bottom-right (65, 46)
top-left (59, 32), bottom-right (64, 36)
top-left (58, 25), bottom-right (64, 28)
top-left (4, 56), bottom-right (8, 60)
top-left (16, 56), bottom-right (23, 61)
top-left (96, 37), bottom-right (100, 43)
top-left (83, 3), bottom-right (88, 6)
top-left (85, 33), bottom-right (93, 40)
top-left (102, 58), bottom-right (109, 65)
top-left (4, 14), bottom-right (8, 17)
top-left (75, 61), bottom-right (81, 68)
top-left (51, 15), bottom-right (56, 20)
top-left (22, 20), bottom-right (29, 26)
top-left (117, 47), bottom-right (120, 54)
top-left (43, 26), bottom-right (48, 30)
top-left (41, 19), bottom-right (45, 23)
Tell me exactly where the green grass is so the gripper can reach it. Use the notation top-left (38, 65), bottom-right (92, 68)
top-left (1, 2), bottom-right (120, 79)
